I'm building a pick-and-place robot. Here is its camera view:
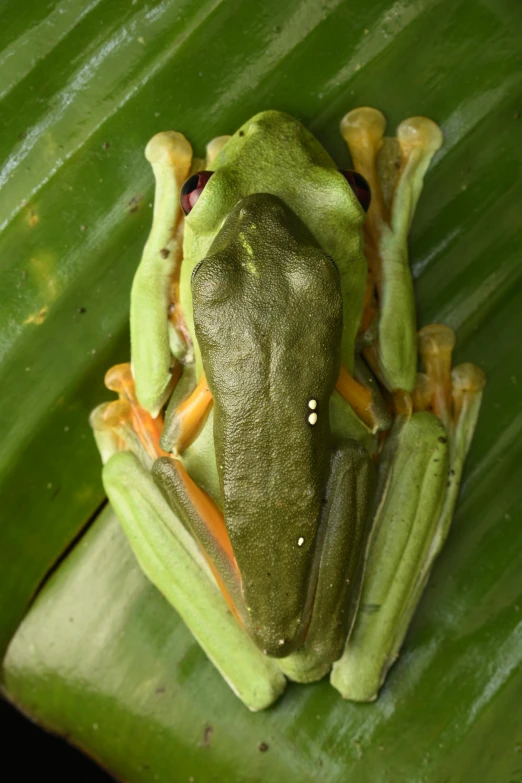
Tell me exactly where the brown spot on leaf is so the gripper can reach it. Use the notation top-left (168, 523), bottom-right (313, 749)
top-left (200, 724), bottom-right (213, 748)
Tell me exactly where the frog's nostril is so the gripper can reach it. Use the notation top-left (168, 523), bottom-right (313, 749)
top-left (339, 169), bottom-right (371, 212)
top-left (180, 170), bottom-right (214, 215)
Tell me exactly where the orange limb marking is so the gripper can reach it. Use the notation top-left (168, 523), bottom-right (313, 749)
top-left (336, 364), bottom-right (377, 430)
top-left (173, 459), bottom-right (242, 624)
top-left (173, 372), bottom-right (213, 453)
top-left (105, 363), bottom-right (171, 460)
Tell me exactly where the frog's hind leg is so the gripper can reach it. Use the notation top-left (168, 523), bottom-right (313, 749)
top-left (102, 450), bottom-right (286, 711)
top-left (280, 440), bottom-right (374, 683)
top-left (331, 329), bottom-right (486, 702)
top-left (91, 362), bottom-right (241, 622)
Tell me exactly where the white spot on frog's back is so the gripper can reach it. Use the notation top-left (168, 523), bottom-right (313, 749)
top-left (308, 399), bottom-right (317, 410)
top-left (308, 412), bottom-right (318, 425)
top-left (297, 536), bottom-right (305, 547)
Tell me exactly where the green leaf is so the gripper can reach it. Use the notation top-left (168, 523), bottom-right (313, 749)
top-left (1, 0), bottom-right (522, 779)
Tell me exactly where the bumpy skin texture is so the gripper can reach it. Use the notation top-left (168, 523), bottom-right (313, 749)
top-left (192, 194), bottom-right (344, 656)
top-left (181, 111), bottom-right (367, 375)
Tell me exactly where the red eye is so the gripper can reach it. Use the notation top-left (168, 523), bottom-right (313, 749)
top-left (180, 170), bottom-right (214, 215)
top-left (339, 170), bottom-right (371, 212)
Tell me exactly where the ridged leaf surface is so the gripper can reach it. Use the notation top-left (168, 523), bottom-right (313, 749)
top-left (1, 0), bottom-right (521, 780)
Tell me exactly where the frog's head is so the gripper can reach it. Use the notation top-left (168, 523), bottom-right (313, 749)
top-left (180, 111), bottom-right (368, 377)
top-left (191, 192), bottom-right (343, 656)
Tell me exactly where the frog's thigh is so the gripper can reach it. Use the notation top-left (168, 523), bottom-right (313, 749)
top-left (308, 439), bottom-right (375, 663)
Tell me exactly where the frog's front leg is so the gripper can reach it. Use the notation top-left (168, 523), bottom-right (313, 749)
top-left (341, 108), bottom-right (443, 393)
top-left (280, 439), bottom-right (374, 683)
top-left (130, 131), bottom-right (193, 417)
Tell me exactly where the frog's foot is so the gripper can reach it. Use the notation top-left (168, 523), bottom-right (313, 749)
top-left (416, 324), bottom-right (456, 428)
top-left (415, 325), bottom-right (487, 552)
top-left (341, 108), bottom-right (443, 393)
top-left (160, 371), bottom-right (213, 456)
top-left (90, 362), bottom-right (170, 469)
top-left (90, 363), bottom-right (244, 626)
top-left (331, 410), bottom-right (449, 701)
top-left (130, 131), bottom-right (193, 417)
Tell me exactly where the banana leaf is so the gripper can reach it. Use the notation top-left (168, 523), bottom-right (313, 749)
top-left (1, 0), bottom-right (522, 780)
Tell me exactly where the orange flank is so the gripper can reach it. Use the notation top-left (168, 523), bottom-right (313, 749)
top-left (336, 364), bottom-right (377, 430)
top-left (172, 372), bottom-right (213, 453)
top-left (173, 459), bottom-right (242, 623)
top-left (104, 363), bottom-right (172, 460)
top-left (174, 460), bottom-right (237, 569)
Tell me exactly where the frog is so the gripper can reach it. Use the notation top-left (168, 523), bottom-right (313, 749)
top-left (90, 109), bottom-right (486, 710)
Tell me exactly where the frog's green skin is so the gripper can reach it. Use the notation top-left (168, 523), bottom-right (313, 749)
top-left (93, 108), bottom-right (484, 708)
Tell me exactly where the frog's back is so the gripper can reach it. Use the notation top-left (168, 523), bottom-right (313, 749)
top-left (192, 193), bottom-right (343, 656)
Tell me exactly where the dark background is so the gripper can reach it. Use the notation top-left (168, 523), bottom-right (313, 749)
top-left (1, 697), bottom-right (113, 781)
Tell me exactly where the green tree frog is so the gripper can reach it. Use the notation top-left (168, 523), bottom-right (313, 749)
top-left (91, 109), bottom-right (486, 711)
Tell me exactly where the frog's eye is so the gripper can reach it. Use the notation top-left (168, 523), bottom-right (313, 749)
top-left (180, 170), bottom-right (214, 215)
top-left (339, 170), bottom-right (371, 212)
